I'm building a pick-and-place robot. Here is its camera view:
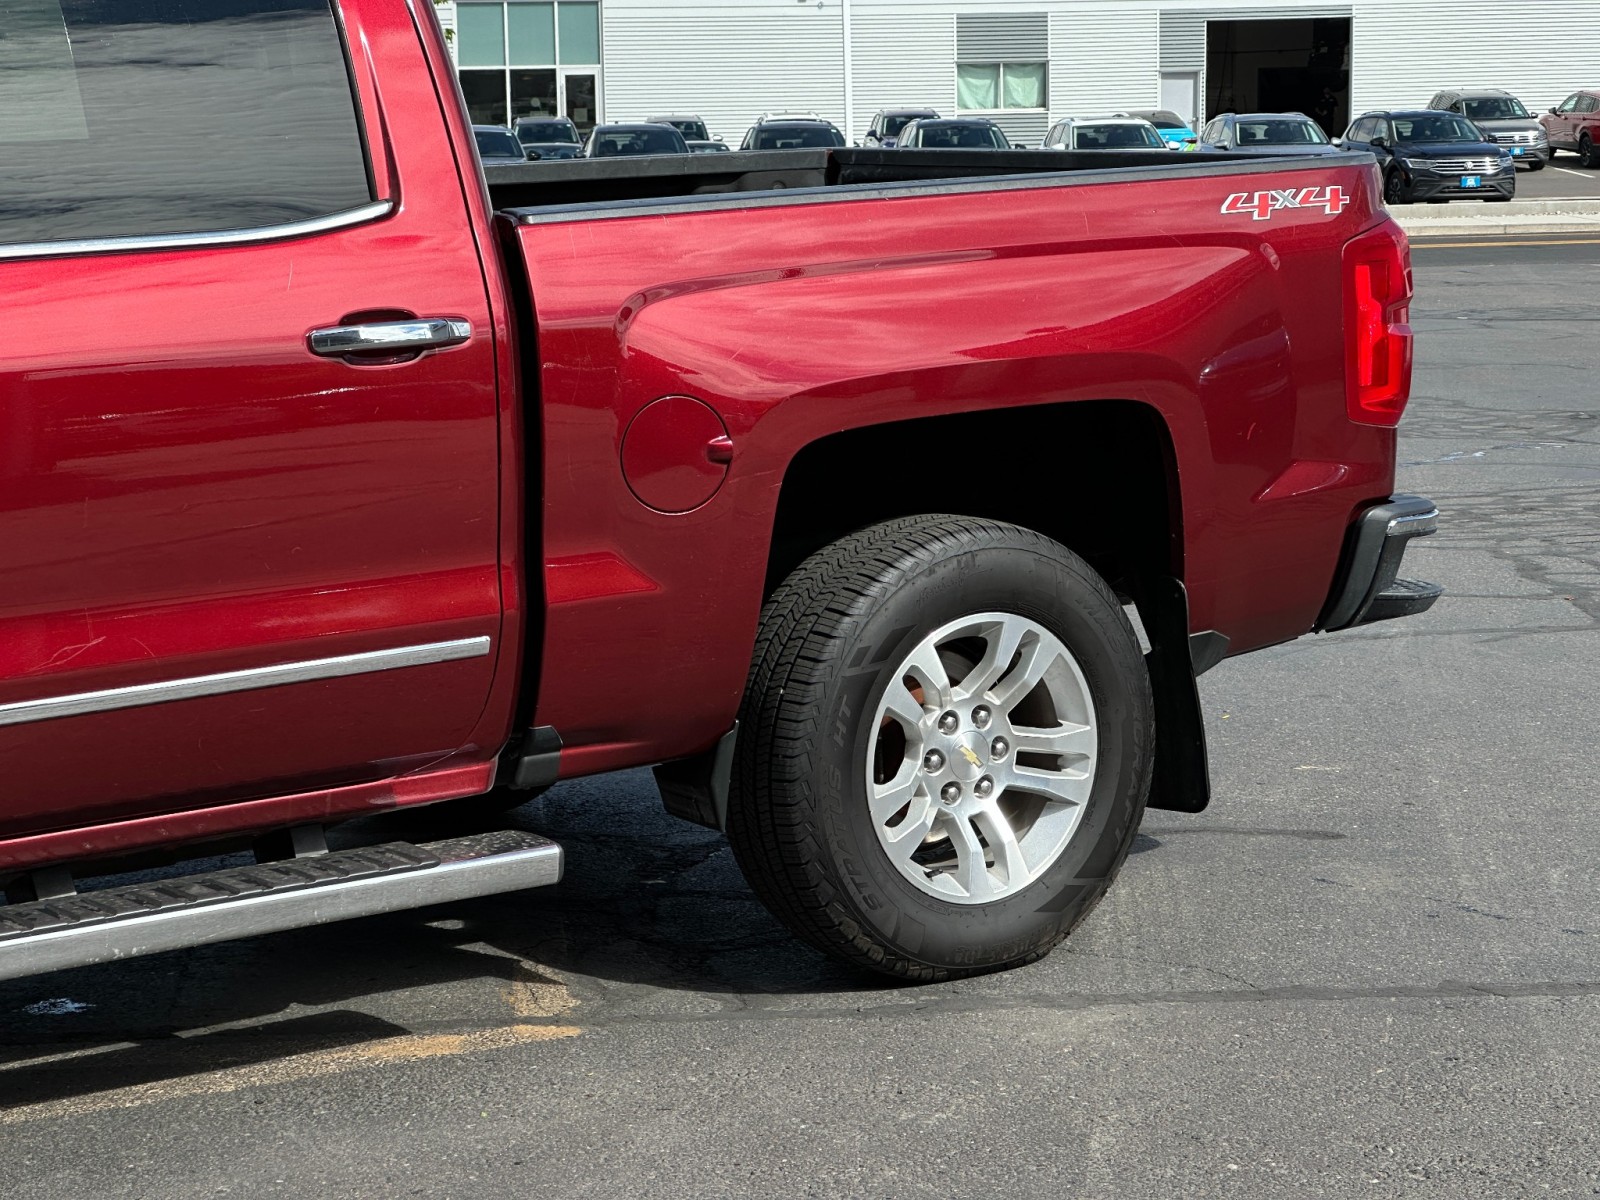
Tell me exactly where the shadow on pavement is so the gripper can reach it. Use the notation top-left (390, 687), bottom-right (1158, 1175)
top-left (0, 771), bottom-right (881, 1106)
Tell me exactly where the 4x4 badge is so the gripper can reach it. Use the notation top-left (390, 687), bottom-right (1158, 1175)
top-left (1221, 185), bottom-right (1351, 221)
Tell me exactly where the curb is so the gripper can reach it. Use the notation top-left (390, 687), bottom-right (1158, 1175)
top-left (1390, 198), bottom-right (1600, 238)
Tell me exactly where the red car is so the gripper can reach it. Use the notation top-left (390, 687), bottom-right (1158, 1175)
top-left (1541, 89), bottom-right (1600, 166)
top-left (0, 0), bottom-right (1436, 984)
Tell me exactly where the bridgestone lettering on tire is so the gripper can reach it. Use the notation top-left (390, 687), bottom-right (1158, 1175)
top-left (725, 516), bottom-right (1155, 981)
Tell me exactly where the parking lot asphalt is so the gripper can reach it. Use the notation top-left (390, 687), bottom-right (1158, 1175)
top-left (1520, 156), bottom-right (1600, 199)
top-left (2, 239), bottom-right (1598, 1199)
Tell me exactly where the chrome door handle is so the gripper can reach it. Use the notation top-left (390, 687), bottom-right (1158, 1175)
top-left (307, 318), bottom-right (472, 358)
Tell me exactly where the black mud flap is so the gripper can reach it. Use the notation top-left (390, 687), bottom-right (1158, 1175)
top-left (1136, 577), bottom-right (1215, 815)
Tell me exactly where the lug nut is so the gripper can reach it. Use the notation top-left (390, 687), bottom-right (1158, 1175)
top-left (937, 711), bottom-right (959, 735)
top-left (940, 782), bottom-right (962, 805)
top-left (990, 737), bottom-right (1009, 760)
top-left (973, 706), bottom-right (992, 729)
top-left (975, 776), bottom-right (995, 799)
top-left (923, 749), bottom-right (945, 773)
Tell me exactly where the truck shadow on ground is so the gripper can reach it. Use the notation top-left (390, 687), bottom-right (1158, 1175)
top-left (0, 776), bottom-right (1355, 1112)
top-left (0, 773), bottom-right (870, 1109)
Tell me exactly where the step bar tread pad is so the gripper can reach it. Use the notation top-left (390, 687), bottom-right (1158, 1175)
top-left (0, 841), bottom-right (450, 941)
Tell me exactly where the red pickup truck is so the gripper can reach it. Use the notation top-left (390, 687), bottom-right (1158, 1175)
top-left (0, 0), bottom-right (1437, 983)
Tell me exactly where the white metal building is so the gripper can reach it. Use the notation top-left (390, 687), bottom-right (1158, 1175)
top-left (439, 0), bottom-right (1600, 147)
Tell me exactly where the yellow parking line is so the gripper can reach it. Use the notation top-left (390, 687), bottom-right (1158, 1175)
top-left (0, 1022), bottom-right (581, 1126)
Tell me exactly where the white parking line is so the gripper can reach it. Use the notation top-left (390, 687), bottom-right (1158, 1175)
top-left (1551, 166), bottom-right (1600, 182)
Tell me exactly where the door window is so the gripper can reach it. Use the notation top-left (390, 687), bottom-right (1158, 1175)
top-left (1579, 95), bottom-right (1599, 114)
top-left (1558, 94), bottom-right (1580, 114)
top-left (0, 0), bottom-right (371, 248)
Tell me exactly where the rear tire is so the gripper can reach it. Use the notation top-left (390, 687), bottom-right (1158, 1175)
top-left (726, 515), bottom-right (1154, 981)
top-left (1581, 135), bottom-right (1598, 169)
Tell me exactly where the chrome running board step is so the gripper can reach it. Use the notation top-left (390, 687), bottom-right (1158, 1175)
top-left (0, 830), bottom-right (561, 982)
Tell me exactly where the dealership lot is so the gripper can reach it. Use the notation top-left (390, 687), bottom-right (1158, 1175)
top-left (1506, 161), bottom-right (1600, 200)
top-left (0, 236), bottom-right (1594, 1197)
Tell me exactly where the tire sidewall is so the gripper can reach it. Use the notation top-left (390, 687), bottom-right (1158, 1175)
top-left (803, 539), bottom-right (1149, 972)
top-left (1384, 169), bottom-right (1409, 205)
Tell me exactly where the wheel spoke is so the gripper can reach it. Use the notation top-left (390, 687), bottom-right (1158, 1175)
top-left (973, 802), bottom-right (1029, 890)
top-left (1007, 764), bottom-right (1092, 807)
top-left (902, 641), bottom-right (954, 711)
top-left (1011, 722), bottom-right (1095, 761)
top-left (879, 793), bottom-right (937, 860)
top-left (988, 632), bottom-right (1058, 713)
top-left (869, 767), bottom-right (922, 826)
top-left (946, 815), bottom-right (996, 901)
top-left (954, 617), bottom-right (1026, 702)
top-left (880, 680), bottom-right (928, 731)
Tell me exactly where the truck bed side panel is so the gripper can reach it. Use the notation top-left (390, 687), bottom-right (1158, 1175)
top-left (512, 161), bottom-right (1394, 776)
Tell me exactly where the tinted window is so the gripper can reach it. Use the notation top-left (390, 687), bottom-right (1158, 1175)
top-left (1393, 114), bottom-right (1482, 142)
top-left (1236, 119), bottom-right (1328, 145)
top-left (1463, 97), bottom-right (1530, 120)
top-left (516, 120), bottom-right (579, 144)
top-left (475, 129), bottom-right (523, 157)
top-left (752, 125), bottom-right (845, 149)
top-left (1, 0), bottom-right (372, 248)
top-left (883, 112), bottom-right (933, 138)
top-left (590, 127), bottom-right (685, 156)
top-left (1072, 123), bottom-right (1163, 149)
top-left (1580, 95), bottom-right (1600, 115)
top-left (657, 119), bottom-right (708, 141)
top-left (914, 123), bottom-right (1008, 149)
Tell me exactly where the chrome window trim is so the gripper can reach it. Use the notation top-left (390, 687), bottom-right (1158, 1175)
top-left (0, 200), bottom-right (394, 263)
top-left (0, 635), bottom-right (491, 728)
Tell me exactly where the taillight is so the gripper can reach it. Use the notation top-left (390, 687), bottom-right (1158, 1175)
top-left (1343, 221), bottom-right (1414, 427)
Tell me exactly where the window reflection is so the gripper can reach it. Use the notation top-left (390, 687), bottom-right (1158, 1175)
top-left (0, 0), bottom-right (372, 247)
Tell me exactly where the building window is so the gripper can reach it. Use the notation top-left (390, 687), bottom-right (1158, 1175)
top-left (455, 0), bottom-right (600, 131)
top-left (957, 62), bottom-right (1047, 111)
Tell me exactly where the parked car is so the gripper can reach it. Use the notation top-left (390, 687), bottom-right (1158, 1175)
top-left (583, 122), bottom-right (690, 158)
top-left (1041, 117), bottom-right (1166, 151)
top-left (1540, 89), bottom-right (1600, 167)
top-left (1116, 109), bottom-right (1200, 149)
top-left (895, 117), bottom-right (1011, 150)
top-left (1427, 88), bottom-right (1548, 169)
top-left (649, 114), bottom-right (716, 143)
top-left (863, 108), bottom-right (940, 148)
top-left (1339, 110), bottom-right (1514, 204)
top-left (512, 116), bottom-right (582, 161)
top-left (686, 140), bottom-right (730, 154)
top-left (0, 0), bottom-right (1439, 986)
top-left (740, 114), bottom-right (847, 150)
top-left (1200, 112), bottom-right (1344, 155)
top-left (472, 125), bottom-right (527, 166)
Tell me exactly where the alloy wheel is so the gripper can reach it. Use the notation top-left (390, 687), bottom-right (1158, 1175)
top-left (866, 612), bottom-right (1097, 905)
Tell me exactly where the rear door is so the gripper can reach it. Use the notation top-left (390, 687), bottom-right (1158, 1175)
top-left (1550, 94), bottom-right (1580, 148)
top-left (0, 0), bottom-right (505, 835)
top-left (1578, 94), bottom-right (1600, 147)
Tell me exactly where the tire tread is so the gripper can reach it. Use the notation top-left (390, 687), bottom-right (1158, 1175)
top-left (727, 515), bottom-right (1150, 981)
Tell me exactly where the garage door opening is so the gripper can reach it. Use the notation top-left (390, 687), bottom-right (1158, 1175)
top-left (1206, 17), bottom-right (1351, 137)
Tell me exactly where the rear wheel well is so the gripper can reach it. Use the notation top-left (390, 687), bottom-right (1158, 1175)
top-left (766, 401), bottom-right (1182, 603)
